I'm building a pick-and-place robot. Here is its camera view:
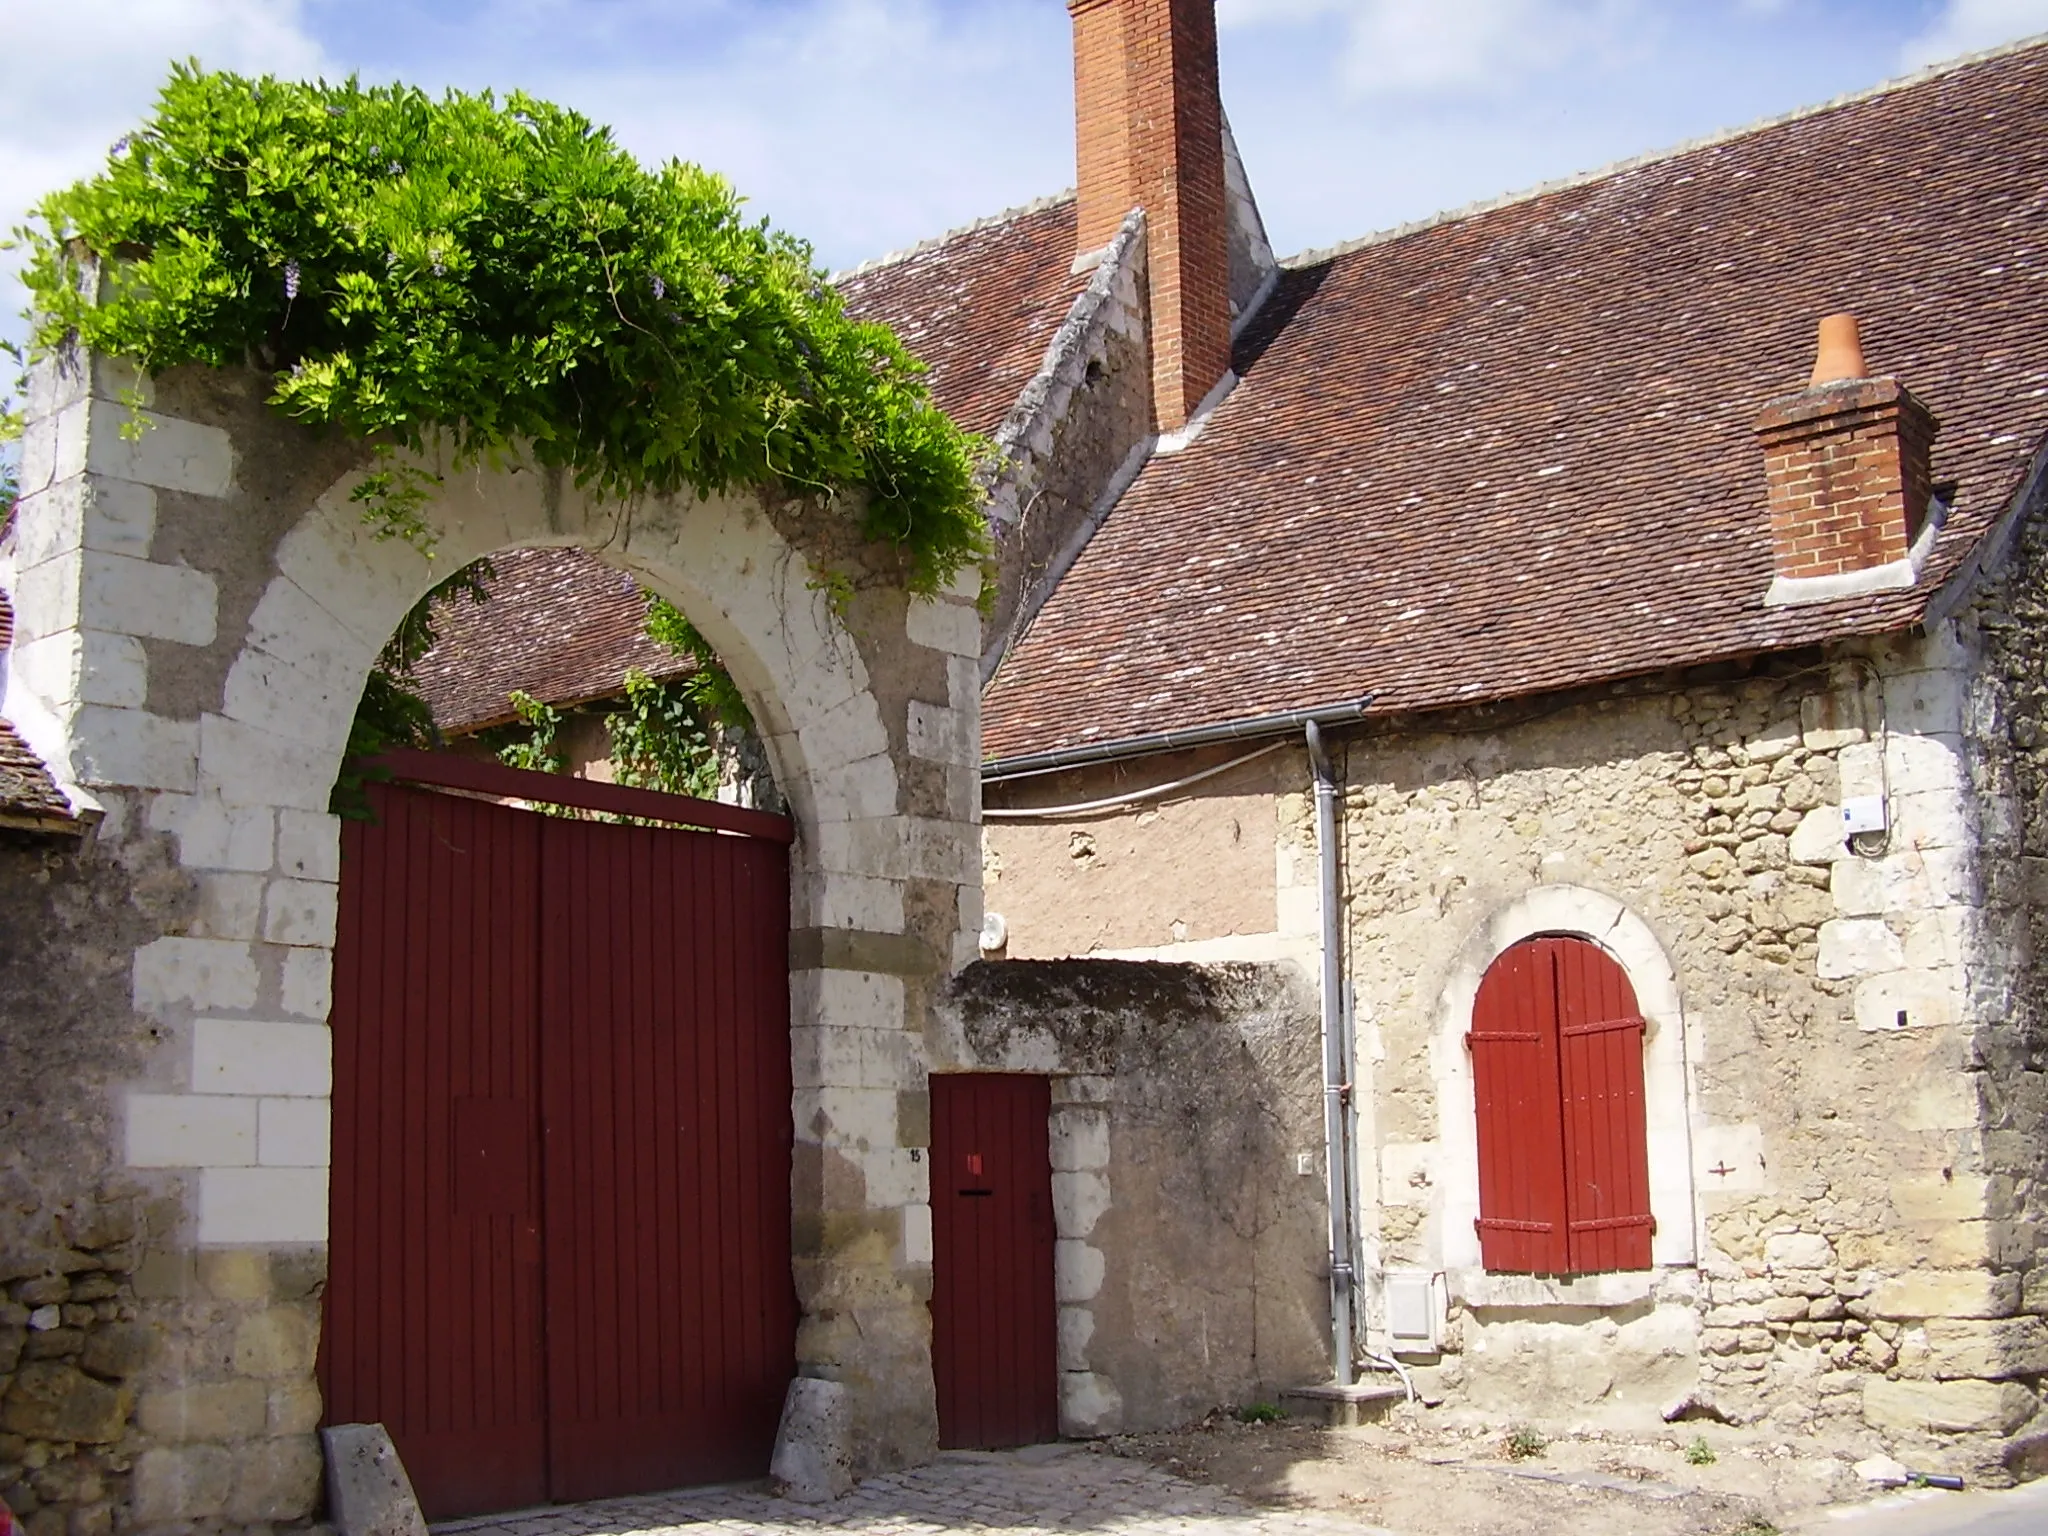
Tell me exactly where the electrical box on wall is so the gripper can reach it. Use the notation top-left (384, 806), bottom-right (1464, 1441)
top-left (1384, 1271), bottom-right (1445, 1354)
top-left (1841, 796), bottom-right (1888, 836)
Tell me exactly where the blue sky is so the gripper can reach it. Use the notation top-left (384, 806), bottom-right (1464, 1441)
top-left (2, 0), bottom-right (2046, 318)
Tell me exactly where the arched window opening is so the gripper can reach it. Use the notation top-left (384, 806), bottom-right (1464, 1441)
top-left (1468, 935), bottom-right (1654, 1275)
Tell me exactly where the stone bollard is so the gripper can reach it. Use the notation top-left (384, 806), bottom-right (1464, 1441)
top-left (770, 1378), bottom-right (854, 1503)
top-left (320, 1424), bottom-right (428, 1536)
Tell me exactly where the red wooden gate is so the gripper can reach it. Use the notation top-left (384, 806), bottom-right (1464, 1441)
top-left (929, 1075), bottom-right (1058, 1450)
top-left (1468, 936), bottom-right (1653, 1276)
top-left (324, 754), bottom-right (796, 1518)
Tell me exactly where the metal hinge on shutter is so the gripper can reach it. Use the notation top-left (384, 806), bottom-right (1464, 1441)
top-left (1567, 1215), bottom-right (1656, 1233)
top-left (1475, 1217), bottom-right (1557, 1234)
top-left (1465, 1030), bottom-right (1541, 1049)
top-left (1558, 1015), bottom-right (1647, 1038)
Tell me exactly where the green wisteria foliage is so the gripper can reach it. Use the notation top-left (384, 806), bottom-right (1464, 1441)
top-left (16, 66), bottom-right (987, 591)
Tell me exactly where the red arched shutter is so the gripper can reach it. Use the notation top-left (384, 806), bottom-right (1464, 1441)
top-left (1471, 936), bottom-right (1654, 1275)
top-left (1553, 938), bottom-right (1655, 1273)
top-left (1469, 942), bottom-right (1569, 1274)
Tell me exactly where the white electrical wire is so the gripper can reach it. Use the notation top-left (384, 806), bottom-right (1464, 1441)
top-left (981, 740), bottom-right (1290, 819)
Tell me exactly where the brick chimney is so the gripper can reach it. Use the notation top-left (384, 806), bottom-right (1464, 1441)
top-left (1070, 0), bottom-right (1233, 433)
top-left (1756, 313), bottom-right (1938, 594)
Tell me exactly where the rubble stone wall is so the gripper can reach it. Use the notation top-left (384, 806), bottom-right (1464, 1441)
top-left (0, 345), bottom-right (984, 1532)
top-left (981, 634), bottom-right (2035, 1472)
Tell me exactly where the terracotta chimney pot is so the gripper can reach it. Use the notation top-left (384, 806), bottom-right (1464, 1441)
top-left (1809, 312), bottom-right (1869, 387)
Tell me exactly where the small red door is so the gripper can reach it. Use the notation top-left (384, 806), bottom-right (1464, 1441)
top-left (929, 1075), bottom-right (1058, 1449)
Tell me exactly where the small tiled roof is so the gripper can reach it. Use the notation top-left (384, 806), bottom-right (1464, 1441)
top-left (0, 593), bottom-right (79, 830)
top-left (984, 41), bottom-right (2048, 760)
top-left (836, 197), bottom-right (1087, 436)
top-left (411, 548), bottom-right (693, 734)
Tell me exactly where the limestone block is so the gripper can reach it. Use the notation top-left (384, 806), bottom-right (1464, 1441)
top-left (263, 879), bottom-right (340, 947)
top-left (859, 1147), bottom-right (929, 1210)
top-left (1060, 1371), bottom-right (1124, 1436)
top-left (1050, 1109), bottom-right (1110, 1171)
top-left (258, 1098), bottom-right (331, 1168)
top-left (1746, 719), bottom-right (1802, 762)
top-left (768, 1378), bottom-right (853, 1503)
top-left (1053, 1170), bottom-right (1110, 1239)
top-left (193, 1019), bottom-right (332, 1097)
top-left (138, 1379), bottom-right (266, 1442)
top-left (70, 705), bottom-right (199, 792)
top-left (792, 1087), bottom-right (898, 1149)
top-left (1855, 972), bottom-right (1965, 1034)
top-left (199, 1168), bottom-right (329, 1245)
top-left (0, 1363), bottom-right (133, 1442)
top-left (78, 1323), bottom-right (154, 1380)
top-left (904, 597), bottom-right (981, 657)
top-left (906, 702), bottom-right (975, 767)
top-left (1054, 1240), bottom-right (1105, 1303)
top-left (321, 1423), bottom-right (429, 1536)
top-left (796, 971), bottom-right (905, 1036)
top-left (1831, 859), bottom-right (1885, 917)
top-left (1894, 1174), bottom-right (1991, 1224)
top-left (190, 872), bottom-right (264, 940)
top-left (1789, 806), bottom-right (1848, 864)
top-left (12, 547), bottom-right (87, 640)
top-left (1765, 1232), bottom-right (1834, 1272)
top-left (813, 817), bottom-right (908, 880)
top-left (281, 949), bottom-right (334, 1021)
top-left (1058, 1306), bottom-right (1096, 1372)
top-left (797, 695), bottom-right (891, 773)
top-left (1886, 734), bottom-right (1967, 797)
top-left (1818, 918), bottom-right (1904, 979)
top-left (11, 630), bottom-right (148, 710)
top-left (131, 1444), bottom-right (237, 1523)
top-left (134, 937), bottom-right (260, 1015)
top-left (147, 794), bottom-right (275, 873)
top-left (1801, 690), bottom-right (1866, 750)
top-left (198, 1249), bottom-right (271, 1300)
top-left (86, 400), bottom-right (235, 497)
top-left (1892, 790), bottom-right (1971, 851)
top-left (232, 1306), bottom-right (319, 1379)
top-left (1882, 668), bottom-right (1967, 738)
top-left (947, 655), bottom-right (980, 712)
top-left (1917, 1318), bottom-right (2048, 1380)
top-left (1864, 1376), bottom-right (2037, 1437)
top-left (230, 1434), bottom-right (324, 1522)
top-left (1901, 907), bottom-right (1973, 971)
top-left (268, 1381), bottom-right (323, 1436)
top-left (907, 817), bottom-right (978, 884)
top-left (809, 873), bottom-right (907, 935)
top-left (77, 551), bottom-right (217, 646)
top-left (198, 714), bottom-right (345, 811)
top-left (127, 1093), bottom-right (257, 1168)
top-left (901, 1202), bottom-right (933, 1265)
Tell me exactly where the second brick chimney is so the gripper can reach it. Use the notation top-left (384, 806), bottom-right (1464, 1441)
top-left (1070, 0), bottom-right (1233, 433)
top-left (1756, 313), bottom-right (1939, 604)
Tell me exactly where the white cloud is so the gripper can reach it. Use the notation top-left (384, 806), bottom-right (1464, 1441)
top-left (1902, 0), bottom-right (2048, 69)
top-left (338, 0), bottom-right (1072, 274)
top-left (1218, 0), bottom-right (1643, 96)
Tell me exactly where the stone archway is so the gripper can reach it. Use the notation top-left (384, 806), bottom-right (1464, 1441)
top-left (2, 351), bottom-right (984, 1526)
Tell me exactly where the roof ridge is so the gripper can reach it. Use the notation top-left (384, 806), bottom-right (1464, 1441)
top-left (831, 190), bottom-right (1078, 283)
top-left (1281, 29), bottom-right (2048, 272)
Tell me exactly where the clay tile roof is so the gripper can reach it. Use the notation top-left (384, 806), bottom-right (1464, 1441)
top-left (0, 593), bottom-right (80, 831)
top-left (409, 202), bottom-right (1084, 714)
top-left (836, 196), bottom-right (1086, 435)
top-left (984, 41), bottom-right (2048, 760)
top-left (411, 548), bottom-right (692, 734)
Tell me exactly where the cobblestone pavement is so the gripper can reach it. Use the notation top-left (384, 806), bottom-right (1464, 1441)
top-left (436, 1446), bottom-right (1393, 1536)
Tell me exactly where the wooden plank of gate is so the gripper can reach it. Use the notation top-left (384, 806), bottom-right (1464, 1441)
top-left (363, 747), bottom-right (794, 843)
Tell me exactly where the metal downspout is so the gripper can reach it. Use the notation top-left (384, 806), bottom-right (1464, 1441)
top-left (1305, 721), bottom-right (1356, 1385)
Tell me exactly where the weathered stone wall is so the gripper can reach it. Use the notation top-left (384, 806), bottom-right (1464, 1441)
top-left (979, 634), bottom-right (2035, 1470)
top-left (1, 340), bottom-right (985, 1530)
top-left (931, 960), bottom-right (1328, 1435)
